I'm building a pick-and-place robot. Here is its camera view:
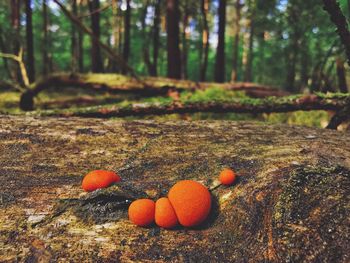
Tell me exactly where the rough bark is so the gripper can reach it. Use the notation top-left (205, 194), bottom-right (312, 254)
top-left (166, 0), bottom-right (182, 79)
top-left (0, 115), bottom-right (349, 262)
top-left (323, 0), bottom-right (350, 67)
top-left (214, 0), bottom-right (226, 83)
top-left (32, 94), bottom-right (349, 119)
top-left (88, 0), bottom-right (104, 73)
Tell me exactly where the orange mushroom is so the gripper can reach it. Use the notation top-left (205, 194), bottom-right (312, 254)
top-left (128, 199), bottom-right (155, 227)
top-left (155, 197), bottom-right (178, 229)
top-left (82, 170), bottom-right (121, 192)
top-left (219, 168), bottom-right (236, 186)
top-left (168, 180), bottom-right (211, 227)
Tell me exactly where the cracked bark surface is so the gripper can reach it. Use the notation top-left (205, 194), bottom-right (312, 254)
top-left (0, 115), bottom-right (349, 262)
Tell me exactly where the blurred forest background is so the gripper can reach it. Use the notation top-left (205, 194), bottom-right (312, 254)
top-left (0, 0), bottom-right (350, 129)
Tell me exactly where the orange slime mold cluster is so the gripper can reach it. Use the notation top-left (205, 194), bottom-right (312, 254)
top-left (168, 180), bottom-right (212, 227)
top-left (219, 168), bottom-right (236, 186)
top-left (82, 170), bottom-right (121, 192)
top-left (128, 199), bottom-right (155, 227)
top-left (155, 197), bottom-right (178, 229)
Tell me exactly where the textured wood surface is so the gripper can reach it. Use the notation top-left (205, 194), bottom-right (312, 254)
top-left (0, 115), bottom-right (349, 262)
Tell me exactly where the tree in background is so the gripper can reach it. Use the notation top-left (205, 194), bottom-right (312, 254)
top-left (231, 0), bottom-right (242, 82)
top-left (214, 0), bottom-right (226, 83)
top-left (122, 0), bottom-right (131, 74)
top-left (200, 0), bottom-right (210, 81)
top-left (166, 0), bottom-right (182, 79)
top-left (88, 0), bottom-right (103, 73)
top-left (25, 0), bottom-right (35, 83)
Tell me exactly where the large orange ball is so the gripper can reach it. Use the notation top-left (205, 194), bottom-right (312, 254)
top-left (155, 197), bottom-right (178, 229)
top-left (82, 170), bottom-right (121, 192)
top-left (168, 180), bottom-right (211, 227)
top-left (128, 199), bottom-right (155, 227)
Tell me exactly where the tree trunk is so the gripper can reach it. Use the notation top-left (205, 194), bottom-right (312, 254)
top-left (110, 0), bottom-right (120, 73)
top-left (1, 115), bottom-right (349, 262)
top-left (0, 26), bottom-right (13, 79)
top-left (181, 6), bottom-right (189, 79)
top-left (151, 0), bottom-right (161, 76)
top-left (166, 0), bottom-right (182, 79)
top-left (244, 1), bottom-right (255, 82)
top-left (78, 2), bottom-right (84, 72)
top-left (300, 39), bottom-right (309, 90)
top-left (336, 57), bottom-right (348, 92)
top-left (42, 0), bottom-right (50, 76)
top-left (71, 0), bottom-right (78, 73)
top-left (122, 0), bottom-right (131, 74)
top-left (200, 0), bottom-right (210, 81)
top-left (231, 0), bottom-right (242, 82)
top-left (88, 0), bottom-right (104, 73)
top-left (10, 0), bottom-right (22, 84)
top-left (214, 0), bottom-right (226, 83)
top-left (25, 0), bottom-right (35, 83)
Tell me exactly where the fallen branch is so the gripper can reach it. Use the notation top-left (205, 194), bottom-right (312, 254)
top-left (32, 94), bottom-right (349, 118)
top-left (19, 73), bottom-right (289, 111)
top-left (326, 97), bottom-right (350, 129)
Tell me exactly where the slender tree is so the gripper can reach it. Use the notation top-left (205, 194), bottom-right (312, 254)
top-left (214, 0), bottom-right (226, 83)
top-left (200, 0), bottom-right (209, 81)
top-left (88, 0), bottom-right (104, 73)
top-left (71, 0), bottom-right (78, 72)
top-left (10, 0), bottom-right (22, 83)
top-left (25, 0), bottom-right (35, 83)
top-left (181, 2), bottom-right (189, 79)
top-left (231, 0), bottom-right (242, 82)
top-left (42, 0), bottom-right (50, 75)
top-left (122, 0), bottom-right (131, 74)
top-left (166, 0), bottom-right (182, 79)
top-left (78, 1), bottom-right (84, 72)
top-left (244, 0), bottom-right (255, 82)
top-left (152, 0), bottom-right (161, 76)
top-left (111, 0), bottom-right (120, 72)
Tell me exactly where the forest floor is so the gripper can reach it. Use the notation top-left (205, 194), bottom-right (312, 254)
top-left (0, 87), bottom-right (332, 128)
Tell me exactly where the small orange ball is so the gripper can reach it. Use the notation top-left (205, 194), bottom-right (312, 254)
top-left (155, 197), bottom-right (178, 229)
top-left (82, 170), bottom-right (121, 192)
top-left (219, 168), bottom-right (236, 186)
top-left (128, 199), bottom-right (155, 227)
top-left (168, 180), bottom-right (211, 227)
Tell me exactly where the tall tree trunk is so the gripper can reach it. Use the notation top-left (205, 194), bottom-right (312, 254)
top-left (214, 0), bottom-right (226, 83)
top-left (181, 5), bottom-right (189, 79)
top-left (122, 0), bottom-right (131, 74)
top-left (300, 39), bottom-right (309, 90)
top-left (244, 1), bottom-right (255, 82)
top-left (111, 0), bottom-right (120, 72)
top-left (78, 2), bottom-right (84, 72)
top-left (71, 0), bottom-right (78, 73)
top-left (42, 0), bottom-right (50, 76)
top-left (0, 26), bottom-right (13, 79)
top-left (200, 0), bottom-right (209, 81)
top-left (88, 0), bottom-right (104, 73)
top-left (25, 0), bottom-right (35, 83)
top-left (151, 0), bottom-right (161, 76)
top-left (231, 0), bottom-right (242, 82)
top-left (336, 57), bottom-right (348, 92)
top-left (166, 0), bottom-right (182, 79)
top-left (11, 0), bottom-right (22, 84)
top-left (285, 31), bottom-right (300, 92)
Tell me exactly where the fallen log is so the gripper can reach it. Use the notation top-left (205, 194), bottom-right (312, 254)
top-left (0, 115), bottom-right (349, 262)
top-left (31, 93), bottom-right (349, 119)
top-left (19, 73), bottom-right (289, 111)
